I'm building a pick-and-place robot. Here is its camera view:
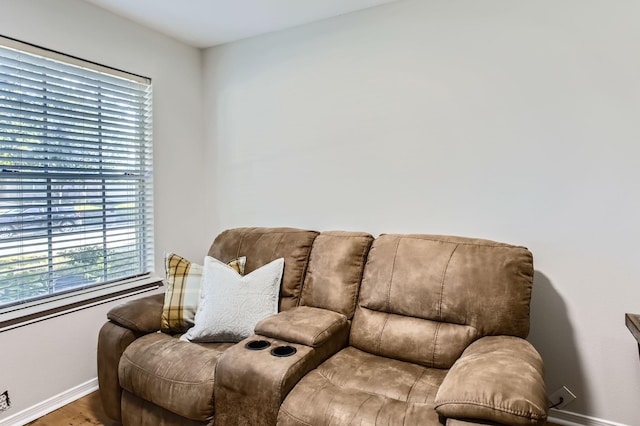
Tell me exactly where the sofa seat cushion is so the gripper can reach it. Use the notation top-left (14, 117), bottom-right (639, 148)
top-left (278, 346), bottom-right (448, 425)
top-left (118, 332), bottom-right (233, 422)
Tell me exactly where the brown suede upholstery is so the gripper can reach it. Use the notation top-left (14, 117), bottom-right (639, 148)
top-left (278, 346), bottom-right (447, 425)
top-left (106, 293), bottom-right (164, 333)
top-left (299, 231), bottom-right (373, 318)
top-left (351, 234), bottom-right (534, 369)
top-left (98, 229), bottom-right (546, 426)
top-left (98, 227), bottom-right (320, 425)
top-left (212, 231), bottom-right (373, 426)
top-left (119, 333), bottom-right (234, 421)
top-left (256, 306), bottom-right (349, 347)
top-left (97, 322), bottom-right (140, 422)
top-left (98, 293), bottom-right (164, 421)
top-left (278, 234), bottom-right (546, 426)
top-left (434, 336), bottom-right (547, 425)
top-left (214, 329), bottom-right (350, 425)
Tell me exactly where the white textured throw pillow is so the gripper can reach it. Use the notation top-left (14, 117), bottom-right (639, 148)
top-left (181, 256), bottom-right (284, 343)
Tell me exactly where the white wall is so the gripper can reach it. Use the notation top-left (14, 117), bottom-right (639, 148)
top-left (0, 0), bottom-right (206, 420)
top-left (203, 0), bottom-right (640, 424)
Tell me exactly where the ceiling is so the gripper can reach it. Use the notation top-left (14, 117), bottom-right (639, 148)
top-left (83, 0), bottom-right (399, 48)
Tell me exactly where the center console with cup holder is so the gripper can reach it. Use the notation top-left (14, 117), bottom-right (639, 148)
top-left (214, 306), bottom-right (350, 425)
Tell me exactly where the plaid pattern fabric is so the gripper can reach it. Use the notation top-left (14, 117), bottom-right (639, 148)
top-left (161, 253), bottom-right (246, 333)
top-left (228, 257), bottom-right (246, 275)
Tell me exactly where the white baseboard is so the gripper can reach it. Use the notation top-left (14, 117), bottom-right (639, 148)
top-left (0, 378), bottom-right (98, 426)
top-left (0, 380), bottom-right (629, 426)
top-left (549, 408), bottom-right (630, 426)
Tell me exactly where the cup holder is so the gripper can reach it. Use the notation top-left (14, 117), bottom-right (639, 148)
top-left (245, 340), bottom-right (271, 351)
top-left (270, 345), bottom-right (297, 357)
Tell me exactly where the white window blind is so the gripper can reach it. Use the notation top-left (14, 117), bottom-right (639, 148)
top-left (0, 37), bottom-right (154, 310)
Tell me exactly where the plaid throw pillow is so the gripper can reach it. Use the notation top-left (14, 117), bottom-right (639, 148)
top-left (161, 253), bottom-right (246, 333)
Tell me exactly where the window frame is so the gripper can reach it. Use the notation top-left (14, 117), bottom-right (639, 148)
top-left (0, 35), bottom-right (159, 331)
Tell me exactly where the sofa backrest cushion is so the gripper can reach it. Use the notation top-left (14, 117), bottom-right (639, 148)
top-left (350, 234), bottom-right (534, 369)
top-left (299, 231), bottom-right (373, 319)
top-left (208, 227), bottom-right (319, 311)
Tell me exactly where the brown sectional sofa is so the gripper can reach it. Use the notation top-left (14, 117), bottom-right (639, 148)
top-left (97, 227), bottom-right (548, 426)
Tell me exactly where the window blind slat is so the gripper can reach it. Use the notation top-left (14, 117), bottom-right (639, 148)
top-left (0, 108), bottom-right (145, 138)
top-left (1, 137), bottom-right (148, 151)
top-left (0, 124), bottom-right (147, 147)
top-left (0, 80), bottom-right (146, 114)
top-left (0, 156), bottom-right (145, 171)
top-left (0, 99), bottom-right (145, 129)
top-left (0, 89), bottom-right (148, 124)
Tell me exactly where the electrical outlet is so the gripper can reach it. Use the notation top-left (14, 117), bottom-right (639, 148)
top-left (0, 390), bottom-right (10, 413)
top-left (549, 385), bottom-right (576, 410)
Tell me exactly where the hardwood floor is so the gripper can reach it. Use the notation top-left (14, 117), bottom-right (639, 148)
top-left (27, 391), bottom-right (562, 425)
top-left (26, 391), bottom-right (118, 426)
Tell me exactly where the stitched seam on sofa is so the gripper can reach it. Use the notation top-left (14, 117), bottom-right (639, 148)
top-left (406, 368), bottom-right (429, 404)
top-left (297, 232), bottom-right (319, 308)
top-left (350, 393), bottom-right (375, 424)
top-left (434, 400), bottom-right (544, 420)
top-left (301, 233), bottom-right (320, 302)
top-left (386, 237), bottom-right (401, 312)
top-left (349, 236), bottom-right (372, 319)
top-left (234, 234), bottom-right (246, 261)
top-left (392, 235), bottom-right (523, 249)
top-left (431, 322), bottom-right (442, 367)
top-left (121, 352), bottom-right (216, 386)
top-left (377, 313), bottom-right (391, 355)
top-left (279, 405), bottom-right (315, 426)
top-left (108, 313), bottom-right (136, 331)
top-left (359, 305), bottom-right (479, 331)
top-left (437, 244), bottom-right (458, 321)
top-left (310, 316), bottom-right (344, 346)
top-left (372, 396), bottom-right (382, 425)
top-left (377, 238), bottom-right (401, 353)
top-left (270, 232), bottom-right (287, 297)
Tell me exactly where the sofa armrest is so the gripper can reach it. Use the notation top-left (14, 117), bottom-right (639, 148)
top-left (97, 321), bottom-right (139, 421)
top-left (255, 306), bottom-right (348, 347)
top-left (434, 336), bottom-right (548, 426)
top-left (107, 293), bottom-right (164, 333)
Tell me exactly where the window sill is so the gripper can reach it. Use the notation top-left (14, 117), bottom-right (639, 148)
top-left (0, 275), bottom-right (162, 332)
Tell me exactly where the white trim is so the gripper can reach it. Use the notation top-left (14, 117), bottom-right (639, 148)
top-left (0, 378), bottom-right (98, 426)
top-left (0, 380), bottom-right (630, 426)
top-left (549, 408), bottom-right (631, 426)
top-left (0, 35), bottom-right (150, 83)
top-left (1, 275), bottom-right (157, 317)
top-left (0, 276), bottom-right (161, 332)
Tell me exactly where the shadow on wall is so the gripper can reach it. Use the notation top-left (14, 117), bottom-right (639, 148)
top-left (527, 271), bottom-right (590, 414)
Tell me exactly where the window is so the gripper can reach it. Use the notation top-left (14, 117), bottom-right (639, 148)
top-left (0, 36), bottom-right (156, 320)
